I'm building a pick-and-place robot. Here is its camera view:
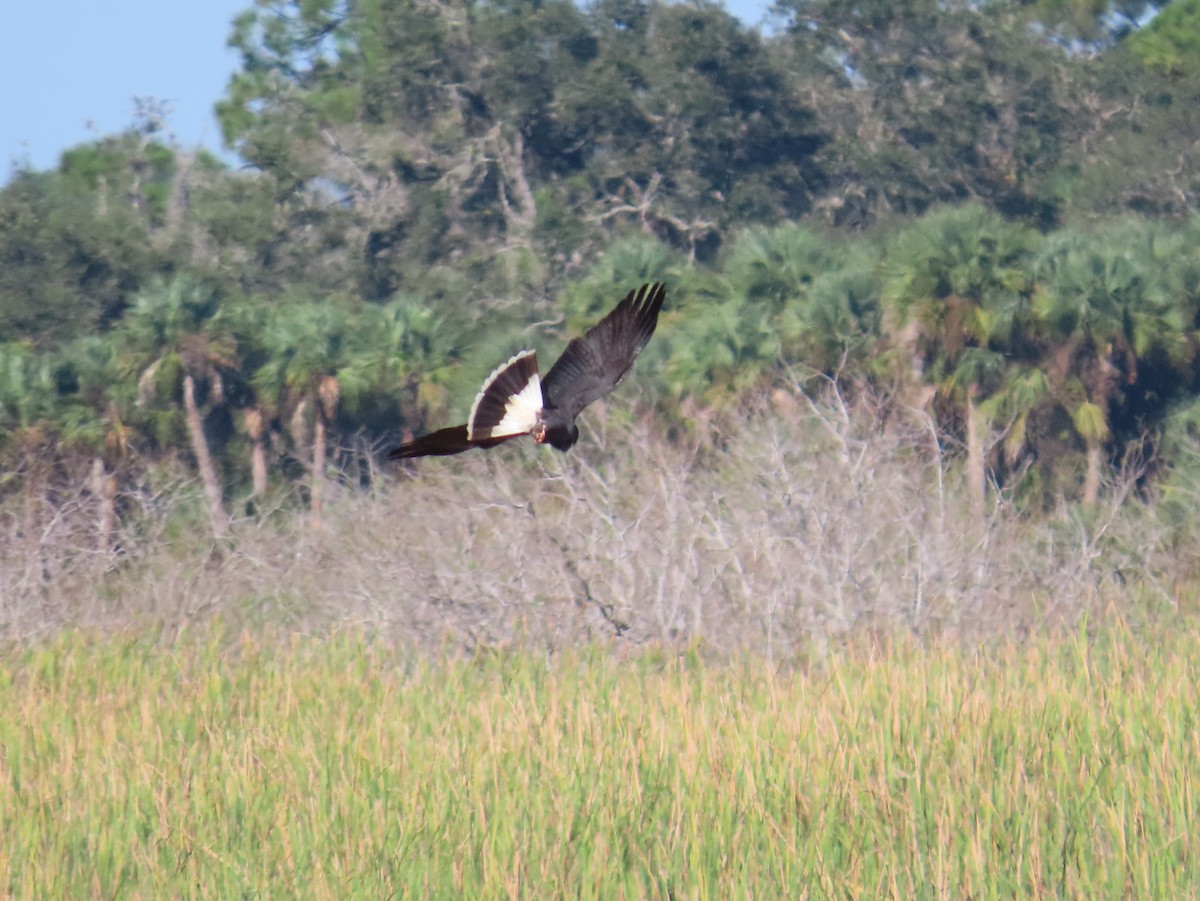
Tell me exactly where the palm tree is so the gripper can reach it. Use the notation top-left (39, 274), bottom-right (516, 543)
top-left (55, 337), bottom-right (133, 553)
top-left (665, 279), bottom-right (770, 409)
top-left (0, 343), bottom-right (78, 588)
top-left (354, 294), bottom-right (460, 445)
top-left (720, 224), bottom-right (839, 303)
top-left (720, 224), bottom-right (843, 380)
top-left (665, 225), bottom-right (849, 409)
top-left (0, 342), bottom-right (55, 458)
top-left (118, 275), bottom-right (235, 538)
top-left (1032, 220), bottom-right (1188, 509)
top-left (0, 343), bottom-right (61, 529)
top-left (881, 205), bottom-right (1036, 517)
top-left (216, 298), bottom-right (274, 501)
top-left (254, 297), bottom-right (369, 526)
top-left (776, 243), bottom-right (883, 382)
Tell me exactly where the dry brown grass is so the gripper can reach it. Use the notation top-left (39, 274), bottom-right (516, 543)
top-left (0, 390), bottom-right (1188, 648)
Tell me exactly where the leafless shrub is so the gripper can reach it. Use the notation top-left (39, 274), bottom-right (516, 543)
top-left (0, 390), bottom-right (1186, 650)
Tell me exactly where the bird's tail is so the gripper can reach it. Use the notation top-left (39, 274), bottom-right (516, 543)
top-left (387, 425), bottom-right (520, 459)
top-left (388, 425), bottom-right (475, 459)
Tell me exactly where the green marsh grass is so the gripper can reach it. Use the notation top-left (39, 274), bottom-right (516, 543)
top-left (1, 624), bottom-right (1198, 897)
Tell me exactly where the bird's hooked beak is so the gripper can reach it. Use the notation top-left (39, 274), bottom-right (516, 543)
top-left (532, 421), bottom-right (547, 444)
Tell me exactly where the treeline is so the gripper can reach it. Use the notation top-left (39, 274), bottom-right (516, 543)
top-left (3, 0), bottom-right (1200, 540)
top-left (5, 210), bottom-right (1200, 529)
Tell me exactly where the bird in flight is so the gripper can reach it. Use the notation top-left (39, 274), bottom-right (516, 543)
top-left (388, 282), bottom-right (667, 459)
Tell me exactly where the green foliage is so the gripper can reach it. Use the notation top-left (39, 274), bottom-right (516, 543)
top-left (779, 0), bottom-right (1080, 226)
top-left (625, 2), bottom-right (827, 226)
top-left (0, 165), bottom-right (158, 345)
top-left (216, 0), bottom-right (827, 281)
top-left (344, 293), bottom-right (463, 428)
top-left (1030, 219), bottom-right (1194, 457)
top-left (0, 342), bottom-right (59, 455)
top-left (882, 204), bottom-right (1035, 395)
top-left (1155, 395), bottom-right (1200, 554)
top-left (795, 253), bottom-right (884, 374)
top-left (60, 134), bottom-right (177, 225)
top-left (664, 225), bottom-right (881, 407)
top-left (252, 295), bottom-right (367, 419)
top-left (1072, 399), bottom-right (1110, 442)
top-left (1128, 0), bottom-right (1200, 77)
top-left (883, 205), bottom-right (1033, 317)
top-left (667, 277), bottom-right (777, 406)
top-left (51, 337), bottom-right (130, 456)
top-left (1033, 221), bottom-right (1172, 351)
top-left (1055, 33), bottom-right (1200, 219)
top-left (8, 0), bottom-right (1200, 514)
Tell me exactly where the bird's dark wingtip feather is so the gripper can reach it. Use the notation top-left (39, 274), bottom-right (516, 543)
top-left (643, 282), bottom-right (666, 317)
top-left (630, 281), bottom-right (667, 345)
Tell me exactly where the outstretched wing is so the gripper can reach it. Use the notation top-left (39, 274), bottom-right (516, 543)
top-left (541, 282), bottom-right (666, 420)
top-left (468, 350), bottom-right (543, 441)
top-left (387, 425), bottom-right (519, 459)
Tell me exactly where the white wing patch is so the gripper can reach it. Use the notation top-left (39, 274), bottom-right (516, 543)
top-left (487, 370), bottom-right (542, 437)
top-left (467, 350), bottom-right (544, 441)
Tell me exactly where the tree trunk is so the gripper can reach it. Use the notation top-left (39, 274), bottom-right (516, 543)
top-left (251, 437), bottom-right (268, 499)
top-left (1082, 439), bottom-right (1102, 510)
top-left (896, 319), bottom-right (936, 411)
top-left (311, 414), bottom-right (327, 528)
top-left (91, 457), bottom-right (118, 554)
top-left (244, 407), bottom-right (269, 498)
top-left (1080, 356), bottom-right (1116, 512)
top-left (22, 452), bottom-right (51, 587)
top-left (310, 376), bottom-right (339, 529)
top-left (966, 386), bottom-right (986, 521)
top-left (183, 373), bottom-right (228, 538)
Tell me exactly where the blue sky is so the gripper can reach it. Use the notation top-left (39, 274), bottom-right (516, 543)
top-left (2, 0), bottom-right (773, 183)
top-left (2, 1), bottom-right (248, 177)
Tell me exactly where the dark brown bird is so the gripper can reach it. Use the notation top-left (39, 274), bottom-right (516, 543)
top-left (388, 282), bottom-right (667, 459)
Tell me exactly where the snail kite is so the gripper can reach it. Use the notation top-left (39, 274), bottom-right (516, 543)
top-left (388, 282), bottom-right (667, 459)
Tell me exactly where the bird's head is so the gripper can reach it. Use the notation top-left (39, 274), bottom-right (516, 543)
top-left (535, 419), bottom-right (578, 452)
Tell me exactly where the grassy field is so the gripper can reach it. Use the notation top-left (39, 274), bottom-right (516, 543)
top-left (1, 622), bottom-right (1198, 898)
